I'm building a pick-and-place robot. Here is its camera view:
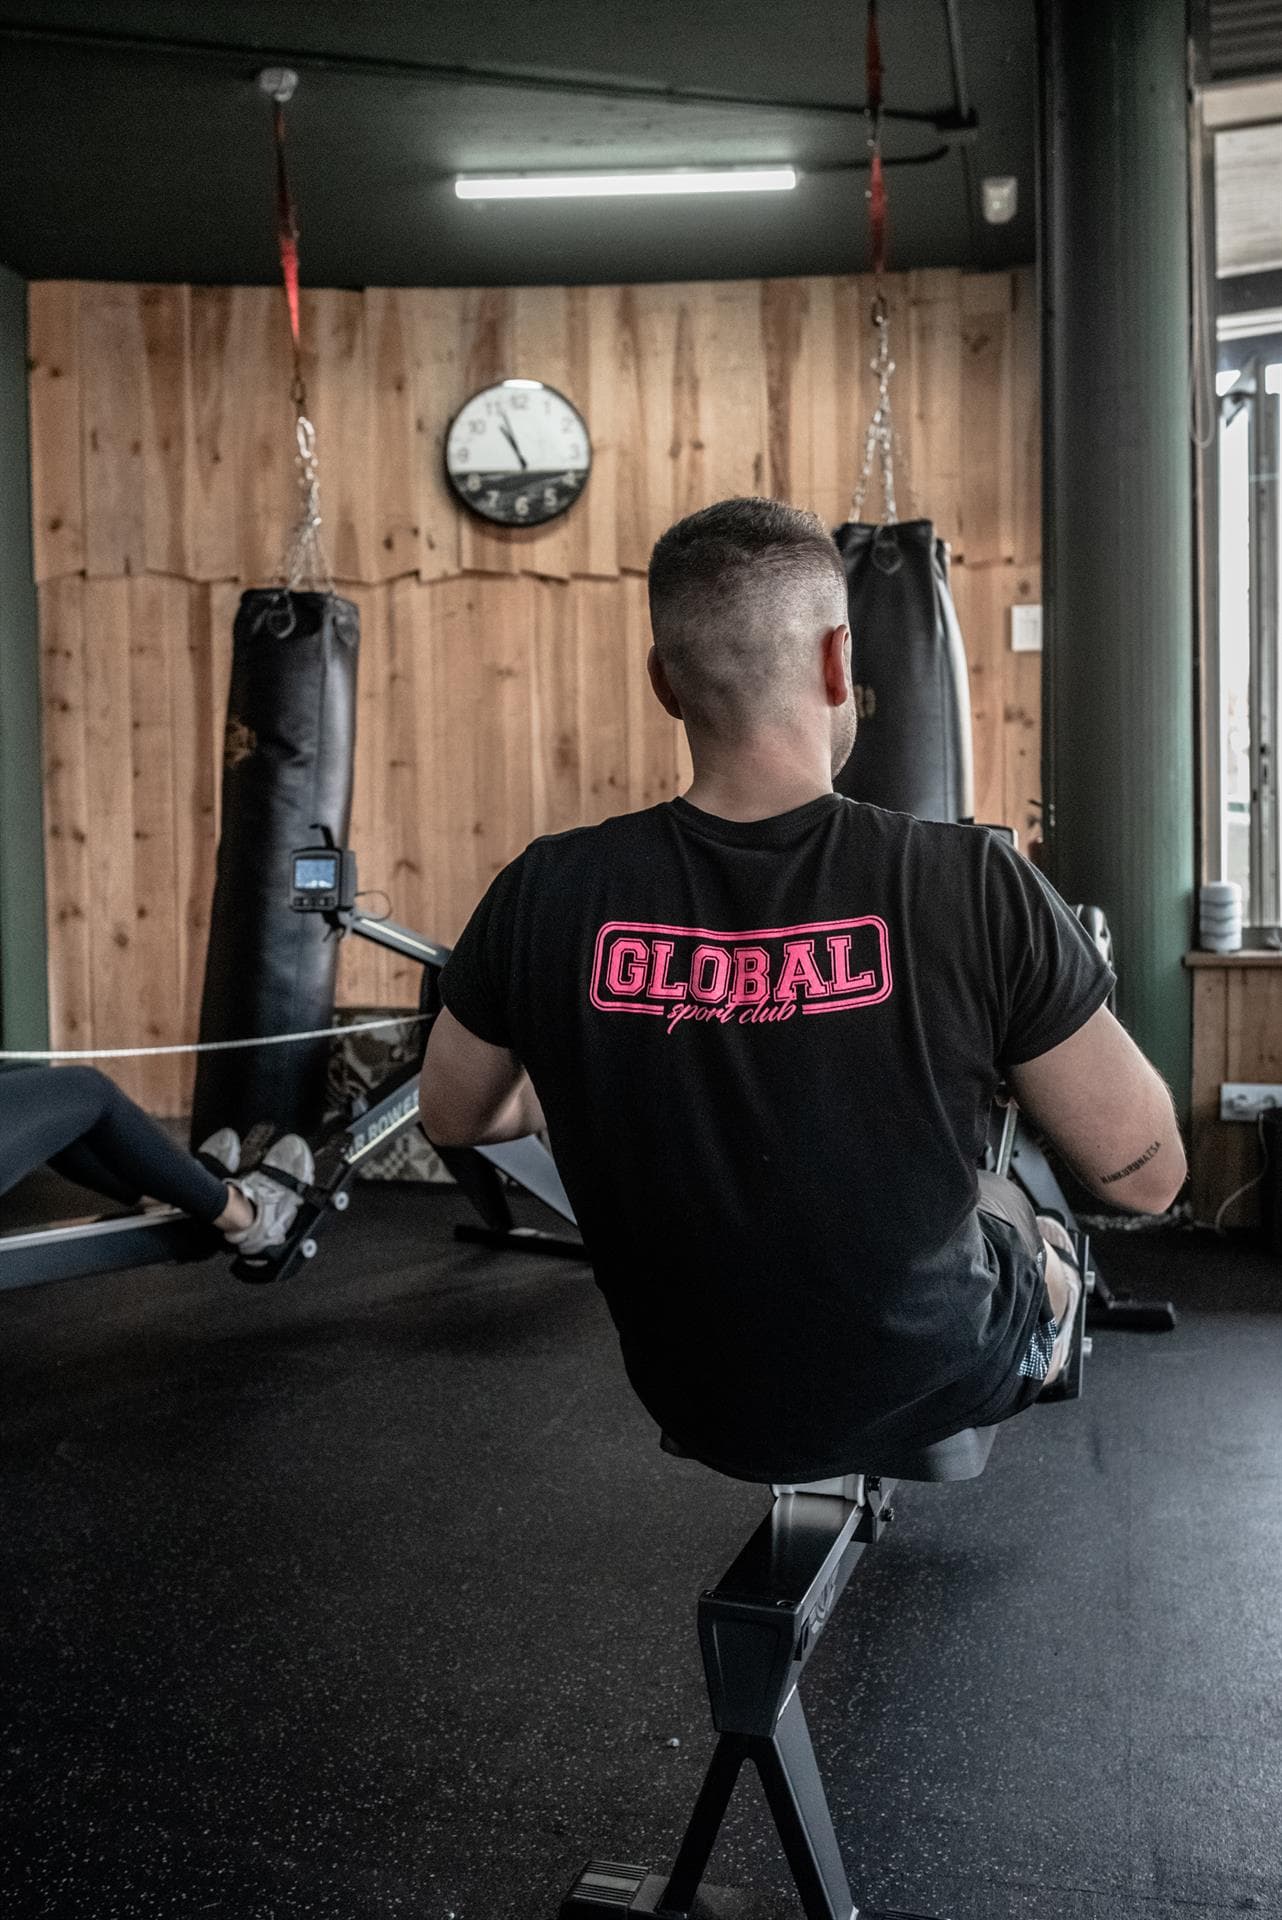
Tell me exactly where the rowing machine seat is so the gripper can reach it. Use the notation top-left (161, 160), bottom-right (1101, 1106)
top-left (787, 1422), bottom-right (998, 1489)
top-left (661, 1420), bottom-right (998, 1492)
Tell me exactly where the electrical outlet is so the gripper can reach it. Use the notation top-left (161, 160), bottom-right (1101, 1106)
top-left (1219, 1082), bottom-right (1282, 1122)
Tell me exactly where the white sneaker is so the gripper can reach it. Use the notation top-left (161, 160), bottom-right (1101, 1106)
top-left (1037, 1215), bottom-right (1084, 1380)
top-left (198, 1127), bottom-right (242, 1176)
top-left (225, 1134), bottom-right (315, 1257)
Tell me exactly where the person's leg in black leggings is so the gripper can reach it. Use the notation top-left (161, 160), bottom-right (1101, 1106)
top-left (0, 1067), bottom-right (230, 1224)
top-left (46, 1139), bottom-right (139, 1207)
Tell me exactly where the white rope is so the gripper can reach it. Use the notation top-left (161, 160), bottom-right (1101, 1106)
top-left (0, 1013), bottom-right (427, 1064)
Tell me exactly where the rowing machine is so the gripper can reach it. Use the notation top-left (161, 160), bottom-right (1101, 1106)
top-left (229, 1064), bottom-right (586, 1285)
top-left (227, 838), bottom-right (589, 1284)
top-left (0, 842), bottom-right (587, 1296)
top-left (563, 1234), bottom-right (1096, 1920)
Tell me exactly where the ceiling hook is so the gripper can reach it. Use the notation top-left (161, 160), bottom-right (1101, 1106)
top-left (257, 67), bottom-right (299, 105)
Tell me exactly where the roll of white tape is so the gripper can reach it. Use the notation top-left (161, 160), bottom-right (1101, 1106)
top-left (1199, 881), bottom-right (1243, 951)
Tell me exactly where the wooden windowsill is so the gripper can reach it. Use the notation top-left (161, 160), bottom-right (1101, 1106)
top-left (1184, 948), bottom-right (1282, 968)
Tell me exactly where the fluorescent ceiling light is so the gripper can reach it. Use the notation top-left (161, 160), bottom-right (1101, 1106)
top-left (456, 167), bottom-right (798, 201)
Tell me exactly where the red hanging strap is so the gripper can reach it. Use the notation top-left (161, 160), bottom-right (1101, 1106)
top-left (272, 100), bottom-right (303, 385)
top-left (866, 0), bottom-right (887, 279)
top-left (868, 147), bottom-right (887, 280)
top-left (866, 0), bottom-right (883, 117)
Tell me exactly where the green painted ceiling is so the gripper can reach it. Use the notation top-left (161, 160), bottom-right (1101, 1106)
top-left (0, 1), bottom-right (1037, 286)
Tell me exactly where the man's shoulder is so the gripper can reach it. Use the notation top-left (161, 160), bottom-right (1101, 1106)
top-left (522, 805), bottom-right (669, 864)
top-left (842, 799), bottom-right (995, 858)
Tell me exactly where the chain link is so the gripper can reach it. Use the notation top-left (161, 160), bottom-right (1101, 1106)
top-left (850, 292), bottom-right (918, 526)
top-left (279, 408), bottom-right (334, 595)
top-left (851, 294), bottom-right (898, 522)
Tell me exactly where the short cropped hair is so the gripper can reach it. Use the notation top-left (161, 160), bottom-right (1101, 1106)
top-left (647, 498), bottom-right (848, 736)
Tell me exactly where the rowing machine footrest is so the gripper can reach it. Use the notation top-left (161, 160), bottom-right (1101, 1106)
top-left (237, 1121), bottom-right (277, 1171)
top-left (231, 1253), bottom-right (290, 1287)
top-left (559, 1859), bottom-right (944, 1918)
top-left (559, 1864), bottom-right (668, 1916)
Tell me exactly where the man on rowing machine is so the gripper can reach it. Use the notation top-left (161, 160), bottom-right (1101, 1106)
top-left (0, 1066), bottom-right (313, 1261)
top-left (419, 497), bottom-right (1185, 1484)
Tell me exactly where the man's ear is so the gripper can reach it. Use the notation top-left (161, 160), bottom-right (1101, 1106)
top-left (647, 644), bottom-right (683, 720)
top-left (821, 625), bottom-right (853, 708)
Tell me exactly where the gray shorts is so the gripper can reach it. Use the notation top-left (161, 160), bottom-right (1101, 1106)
top-left (977, 1172), bottom-right (1058, 1384)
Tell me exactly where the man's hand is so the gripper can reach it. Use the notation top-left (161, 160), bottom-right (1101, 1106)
top-left (1006, 1004), bottom-right (1186, 1213)
top-left (419, 1006), bottom-right (545, 1147)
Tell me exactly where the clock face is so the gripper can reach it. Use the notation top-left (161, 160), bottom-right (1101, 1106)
top-left (445, 379), bottom-right (592, 526)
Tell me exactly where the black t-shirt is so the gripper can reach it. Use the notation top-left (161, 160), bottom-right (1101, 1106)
top-left (440, 795), bottom-right (1115, 1482)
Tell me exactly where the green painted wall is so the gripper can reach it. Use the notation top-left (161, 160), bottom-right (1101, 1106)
top-left (0, 263), bottom-right (49, 1049)
top-left (1041, 0), bottom-right (1195, 1123)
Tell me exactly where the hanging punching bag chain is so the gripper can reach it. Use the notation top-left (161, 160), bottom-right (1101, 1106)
top-left (263, 72), bottom-right (334, 600)
top-left (849, 1), bottom-right (916, 534)
top-left (852, 293), bottom-right (899, 525)
top-left (282, 410), bottom-right (332, 598)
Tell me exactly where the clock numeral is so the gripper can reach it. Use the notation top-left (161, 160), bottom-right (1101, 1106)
top-left (469, 418), bottom-right (485, 436)
top-left (543, 486), bottom-right (559, 512)
top-left (466, 474), bottom-right (481, 493)
top-left (509, 393), bottom-right (529, 410)
top-left (485, 490), bottom-right (500, 510)
top-left (514, 494), bottom-right (530, 519)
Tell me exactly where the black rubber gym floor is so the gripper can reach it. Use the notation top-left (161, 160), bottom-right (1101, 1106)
top-left (2, 1183), bottom-right (1280, 1920)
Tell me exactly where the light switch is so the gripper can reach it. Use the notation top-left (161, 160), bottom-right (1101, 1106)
top-left (1010, 604), bottom-right (1043, 653)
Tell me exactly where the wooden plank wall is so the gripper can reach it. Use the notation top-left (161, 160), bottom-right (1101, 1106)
top-left (29, 270), bottom-right (1041, 1113)
top-left (1187, 955), bottom-right (1282, 1228)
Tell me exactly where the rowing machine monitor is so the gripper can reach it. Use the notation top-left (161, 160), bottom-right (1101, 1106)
top-left (290, 839), bottom-right (356, 915)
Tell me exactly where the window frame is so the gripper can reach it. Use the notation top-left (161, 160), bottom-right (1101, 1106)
top-left (1210, 349), bottom-right (1282, 938)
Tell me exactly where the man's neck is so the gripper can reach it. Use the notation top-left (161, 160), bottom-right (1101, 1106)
top-left (681, 734), bottom-right (835, 824)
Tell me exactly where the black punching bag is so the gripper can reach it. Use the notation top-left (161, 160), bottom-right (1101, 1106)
top-left (832, 520), bottom-right (974, 823)
top-left (190, 590), bottom-right (360, 1147)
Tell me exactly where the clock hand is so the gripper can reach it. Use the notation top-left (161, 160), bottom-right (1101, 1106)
top-left (497, 409), bottom-right (529, 471)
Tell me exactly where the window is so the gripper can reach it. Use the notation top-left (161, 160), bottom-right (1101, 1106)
top-left (1202, 76), bottom-right (1282, 939)
top-left (1214, 354), bottom-right (1281, 936)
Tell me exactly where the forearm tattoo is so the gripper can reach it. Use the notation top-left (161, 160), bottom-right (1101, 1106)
top-left (1100, 1140), bottom-right (1162, 1185)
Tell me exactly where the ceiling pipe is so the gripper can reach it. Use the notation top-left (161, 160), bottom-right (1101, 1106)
top-left (941, 0), bottom-right (973, 119)
top-left (940, 0), bottom-right (979, 252)
top-left (0, 21), bottom-right (979, 140)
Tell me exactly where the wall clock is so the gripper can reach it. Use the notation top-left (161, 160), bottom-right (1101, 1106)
top-left (445, 378), bottom-right (592, 526)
